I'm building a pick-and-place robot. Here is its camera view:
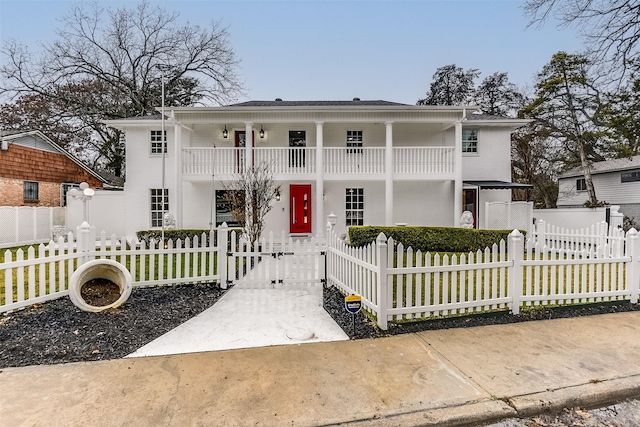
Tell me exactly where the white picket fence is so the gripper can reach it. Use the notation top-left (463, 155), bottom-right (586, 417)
top-left (228, 229), bottom-right (324, 287)
top-left (1, 223), bottom-right (225, 313)
top-left (3, 221), bottom-right (640, 331)
top-left (327, 227), bottom-right (640, 330)
top-left (527, 219), bottom-right (626, 255)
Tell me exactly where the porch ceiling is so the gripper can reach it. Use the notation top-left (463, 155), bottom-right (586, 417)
top-left (464, 180), bottom-right (533, 190)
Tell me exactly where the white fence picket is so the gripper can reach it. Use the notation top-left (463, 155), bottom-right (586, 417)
top-left (2, 221), bottom-right (639, 331)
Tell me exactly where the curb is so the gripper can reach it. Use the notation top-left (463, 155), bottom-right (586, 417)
top-left (508, 374), bottom-right (640, 417)
top-left (322, 400), bottom-right (517, 427)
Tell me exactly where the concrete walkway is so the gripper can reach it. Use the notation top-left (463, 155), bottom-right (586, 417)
top-left (128, 253), bottom-right (349, 357)
top-left (3, 311), bottom-right (640, 426)
top-left (128, 283), bottom-right (349, 357)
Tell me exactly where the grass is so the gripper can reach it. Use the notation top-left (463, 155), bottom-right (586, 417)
top-left (385, 248), bottom-right (628, 323)
top-left (0, 243), bottom-right (220, 307)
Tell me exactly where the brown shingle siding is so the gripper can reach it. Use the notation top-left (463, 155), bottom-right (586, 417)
top-left (0, 144), bottom-right (102, 207)
top-left (0, 144), bottom-right (102, 188)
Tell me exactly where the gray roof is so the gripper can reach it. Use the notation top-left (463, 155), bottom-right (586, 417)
top-left (467, 113), bottom-right (512, 121)
top-left (228, 99), bottom-right (411, 107)
top-left (560, 155), bottom-right (640, 178)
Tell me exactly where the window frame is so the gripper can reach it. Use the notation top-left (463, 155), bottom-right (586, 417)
top-left (215, 189), bottom-right (243, 227)
top-left (150, 188), bottom-right (169, 228)
top-left (150, 130), bottom-right (167, 155)
top-left (621, 170), bottom-right (640, 183)
top-left (61, 182), bottom-right (80, 207)
top-left (346, 130), bottom-right (363, 154)
top-left (345, 188), bottom-right (364, 226)
top-left (23, 181), bottom-right (39, 202)
top-left (462, 129), bottom-right (478, 154)
top-left (576, 178), bottom-right (587, 192)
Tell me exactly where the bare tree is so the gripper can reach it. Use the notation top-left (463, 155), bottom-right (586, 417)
top-left (417, 64), bottom-right (479, 106)
top-left (0, 0), bottom-right (243, 176)
top-left (223, 162), bottom-right (281, 245)
top-left (475, 72), bottom-right (526, 117)
top-left (522, 52), bottom-right (608, 207)
top-left (524, 0), bottom-right (640, 79)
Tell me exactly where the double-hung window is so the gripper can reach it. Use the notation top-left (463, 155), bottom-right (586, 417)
top-left (347, 130), bottom-right (363, 153)
top-left (462, 129), bottom-right (478, 153)
top-left (346, 188), bottom-right (364, 226)
top-left (621, 170), bottom-right (640, 183)
top-left (576, 178), bottom-right (587, 192)
top-left (23, 181), bottom-right (39, 202)
top-left (150, 188), bottom-right (169, 227)
top-left (150, 130), bottom-right (167, 154)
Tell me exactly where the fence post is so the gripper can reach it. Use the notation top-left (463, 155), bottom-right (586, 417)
top-left (77, 221), bottom-right (92, 266)
top-left (627, 228), bottom-right (640, 303)
top-left (508, 229), bottom-right (524, 314)
top-left (537, 219), bottom-right (545, 247)
top-left (218, 222), bottom-right (229, 290)
top-left (376, 232), bottom-right (389, 330)
top-left (599, 220), bottom-right (608, 248)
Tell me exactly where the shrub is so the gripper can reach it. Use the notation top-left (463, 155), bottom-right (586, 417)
top-left (348, 226), bottom-right (521, 253)
top-left (136, 229), bottom-right (213, 245)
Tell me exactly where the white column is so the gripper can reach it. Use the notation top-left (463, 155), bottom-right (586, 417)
top-left (454, 121), bottom-right (463, 226)
top-left (174, 122), bottom-right (183, 228)
top-left (245, 122), bottom-right (253, 171)
top-left (315, 121), bottom-right (324, 236)
top-left (385, 121), bottom-right (394, 225)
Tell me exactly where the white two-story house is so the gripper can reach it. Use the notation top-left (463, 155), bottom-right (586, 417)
top-left (104, 99), bottom-right (529, 238)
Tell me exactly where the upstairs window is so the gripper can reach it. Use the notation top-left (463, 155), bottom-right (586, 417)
top-left (347, 130), bottom-right (363, 153)
top-left (346, 188), bottom-right (364, 226)
top-left (23, 181), bottom-right (39, 202)
top-left (150, 130), bottom-right (167, 154)
top-left (576, 178), bottom-right (587, 192)
top-left (462, 129), bottom-right (478, 153)
top-left (621, 170), bottom-right (640, 183)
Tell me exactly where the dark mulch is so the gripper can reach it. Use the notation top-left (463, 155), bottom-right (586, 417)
top-left (0, 283), bottom-right (225, 369)
top-left (322, 284), bottom-right (640, 339)
top-left (3, 282), bottom-right (640, 370)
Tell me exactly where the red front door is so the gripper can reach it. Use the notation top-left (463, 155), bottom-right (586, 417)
top-left (290, 184), bottom-right (312, 233)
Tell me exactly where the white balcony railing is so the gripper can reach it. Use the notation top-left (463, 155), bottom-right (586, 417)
top-left (182, 146), bottom-right (455, 178)
top-left (394, 146), bottom-right (455, 175)
top-left (324, 147), bottom-right (385, 175)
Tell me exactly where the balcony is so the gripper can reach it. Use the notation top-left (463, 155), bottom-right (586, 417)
top-left (182, 146), bottom-right (455, 181)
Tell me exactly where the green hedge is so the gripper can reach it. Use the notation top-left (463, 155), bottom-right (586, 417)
top-left (136, 229), bottom-right (213, 245)
top-left (136, 228), bottom-right (241, 246)
top-left (348, 226), bottom-right (522, 253)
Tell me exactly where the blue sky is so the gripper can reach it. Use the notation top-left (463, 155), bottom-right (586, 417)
top-left (0, 0), bottom-right (583, 105)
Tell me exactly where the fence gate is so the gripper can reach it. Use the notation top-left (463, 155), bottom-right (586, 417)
top-left (227, 232), bottom-right (325, 288)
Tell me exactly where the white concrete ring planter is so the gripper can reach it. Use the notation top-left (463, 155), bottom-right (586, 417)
top-left (69, 259), bottom-right (133, 312)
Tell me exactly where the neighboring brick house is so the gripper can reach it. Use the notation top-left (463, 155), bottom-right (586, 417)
top-left (0, 130), bottom-right (107, 207)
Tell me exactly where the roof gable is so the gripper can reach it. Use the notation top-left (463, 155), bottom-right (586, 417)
top-left (1, 131), bottom-right (107, 184)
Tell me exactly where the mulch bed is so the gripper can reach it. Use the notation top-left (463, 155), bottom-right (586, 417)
top-left (3, 282), bottom-right (640, 370)
top-left (322, 284), bottom-right (640, 339)
top-left (0, 283), bottom-right (225, 369)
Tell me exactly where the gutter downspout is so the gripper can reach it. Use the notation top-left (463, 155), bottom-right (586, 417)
top-left (453, 110), bottom-right (466, 227)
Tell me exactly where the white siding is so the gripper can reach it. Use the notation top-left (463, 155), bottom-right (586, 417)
top-left (461, 127), bottom-right (511, 181)
top-left (558, 171), bottom-right (640, 207)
